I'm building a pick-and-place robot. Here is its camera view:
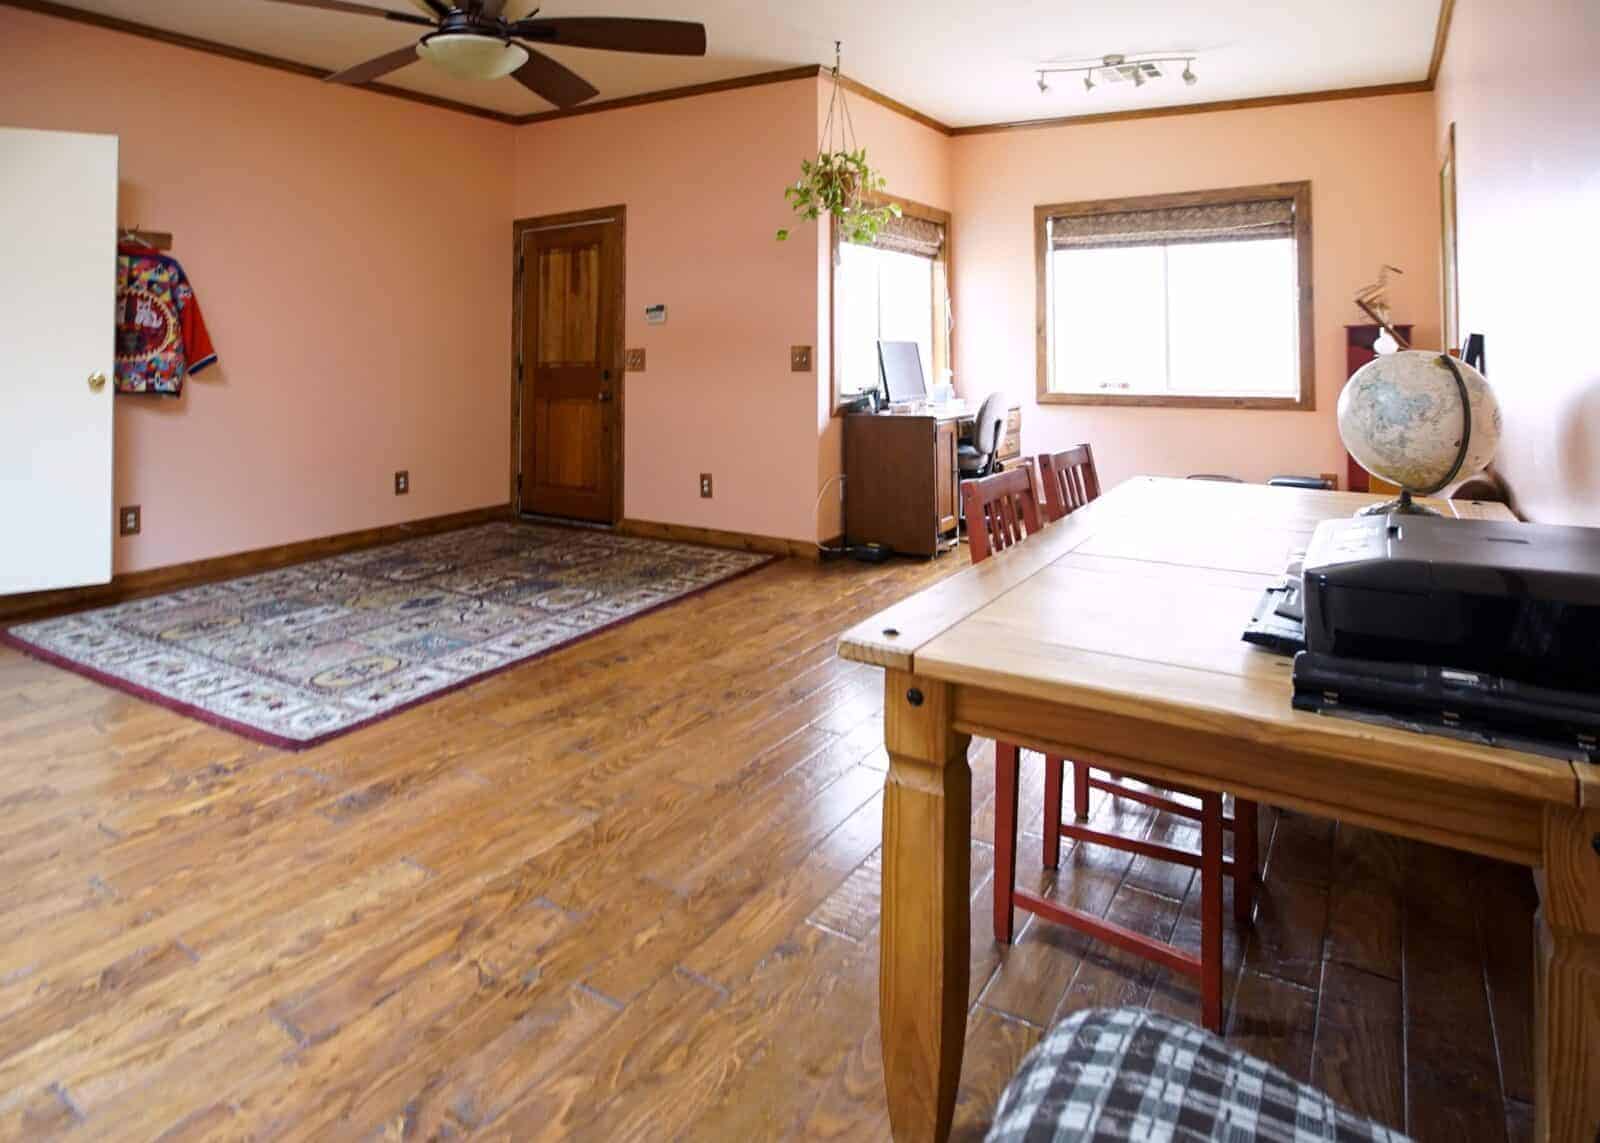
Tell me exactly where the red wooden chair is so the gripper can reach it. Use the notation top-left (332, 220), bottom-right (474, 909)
top-left (1037, 444), bottom-right (1101, 522)
top-left (977, 449), bottom-right (1256, 1033)
top-left (961, 464), bottom-right (1042, 562)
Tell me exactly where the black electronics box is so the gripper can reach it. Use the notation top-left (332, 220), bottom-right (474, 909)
top-left (1300, 514), bottom-right (1600, 693)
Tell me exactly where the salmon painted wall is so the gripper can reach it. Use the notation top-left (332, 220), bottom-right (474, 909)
top-left (813, 80), bottom-right (954, 541)
top-left (950, 93), bottom-right (1442, 490)
top-left (512, 79), bottom-right (824, 543)
top-left (1, 7), bottom-right (514, 576)
top-left (1435, 0), bottom-right (1600, 525)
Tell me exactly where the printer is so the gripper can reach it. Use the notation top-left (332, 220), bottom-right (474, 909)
top-left (1290, 514), bottom-right (1600, 761)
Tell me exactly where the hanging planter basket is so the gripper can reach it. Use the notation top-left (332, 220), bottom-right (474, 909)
top-left (776, 44), bottom-right (901, 247)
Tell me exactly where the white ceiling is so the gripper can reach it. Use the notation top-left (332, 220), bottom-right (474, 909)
top-left (46, 0), bottom-right (1443, 125)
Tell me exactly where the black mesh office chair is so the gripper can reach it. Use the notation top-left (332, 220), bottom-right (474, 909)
top-left (959, 392), bottom-right (1008, 478)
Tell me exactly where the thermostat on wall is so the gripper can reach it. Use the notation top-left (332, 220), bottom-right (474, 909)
top-left (644, 304), bottom-right (667, 325)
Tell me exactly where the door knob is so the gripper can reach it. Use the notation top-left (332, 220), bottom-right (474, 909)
top-left (88, 372), bottom-right (107, 392)
top-left (597, 391), bottom-right (614, 403)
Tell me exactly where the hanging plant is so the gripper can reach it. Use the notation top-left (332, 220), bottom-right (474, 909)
top-left (776, 44), bottom-right (901, 246)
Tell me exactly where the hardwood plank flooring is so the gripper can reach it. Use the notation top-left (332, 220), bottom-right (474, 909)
top-left (0, 545), bottom-right (1534, 1140)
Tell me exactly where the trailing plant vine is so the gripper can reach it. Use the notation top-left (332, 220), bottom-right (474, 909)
top-left (776, 43), bottom-right (901, 247)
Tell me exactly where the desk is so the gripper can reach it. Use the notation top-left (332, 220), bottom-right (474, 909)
top-left (843, 405), bottom-right (1023, 558)
top-left (838, 477), bottom-right (1599, 1141)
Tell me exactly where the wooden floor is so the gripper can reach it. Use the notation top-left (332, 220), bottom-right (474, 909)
top-left (0, 545), bottom-right (1537, 1141)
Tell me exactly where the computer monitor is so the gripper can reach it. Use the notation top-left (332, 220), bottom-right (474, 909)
top-left (878, 341), bottom-right (927, 405)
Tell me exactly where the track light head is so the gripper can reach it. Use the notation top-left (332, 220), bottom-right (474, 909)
top-left (1037, 72), bottom-right (1050, 94)
top-left (1183, 60), bottom-right (1197, 86)
top-left (1083, 71), bottom-right (1095, 92)
top-left (1132, 66), bottom-right (1145, 87)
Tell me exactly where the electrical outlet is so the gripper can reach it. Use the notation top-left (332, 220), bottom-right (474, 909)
top-left (699, 473), bottom-right (713, 499)
top-left (625, 348), bottom-right (647, 372)
top-left (119, 505), bottom-right (141, 537)
top-left (790, 345), bottom-right (813, 372)
top-left (394, 470), bottom-right (410, 496)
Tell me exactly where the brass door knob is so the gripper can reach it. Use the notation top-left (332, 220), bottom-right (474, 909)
top-left (88, 372), bottom-right (107, 391)
top-left (597, 391), bottom-right (614, 403)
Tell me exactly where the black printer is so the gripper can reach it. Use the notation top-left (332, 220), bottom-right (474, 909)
top-left (1289, 514), bottom-right (1600, 761)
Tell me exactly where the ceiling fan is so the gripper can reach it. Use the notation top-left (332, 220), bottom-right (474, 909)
top-left (257, 0), bottom-right (708, 108)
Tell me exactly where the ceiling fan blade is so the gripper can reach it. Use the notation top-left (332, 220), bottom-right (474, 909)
top-left (254, 0), bottom-right (435, 26)
top-left (510, 48), bottom-right (600, 108)
top-left (326, 43), bottom-right (423, 85)
top-left (478, 0), bottom-right (510, 17)
top-left (510, 18), bottom-right (708, 57)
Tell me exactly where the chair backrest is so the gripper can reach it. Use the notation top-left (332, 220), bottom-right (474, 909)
top-left (971, 391), bottom-right (1007, 457)
top-left (1037, 444), bottom-right (1102, 523)
top-left (963, 466), bottom-right (1043, 564)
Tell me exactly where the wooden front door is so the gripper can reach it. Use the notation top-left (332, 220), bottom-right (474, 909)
top-left (517, 213), bottom-right (622, 522)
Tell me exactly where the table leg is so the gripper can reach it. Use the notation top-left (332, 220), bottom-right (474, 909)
top-left (1535, 805), bottom-right (1600, 1142)
top-left (880, 669), bottom-right (972, 1142)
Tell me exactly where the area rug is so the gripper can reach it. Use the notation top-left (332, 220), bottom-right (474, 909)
top-left (2, 523), bottom-right (772, 750)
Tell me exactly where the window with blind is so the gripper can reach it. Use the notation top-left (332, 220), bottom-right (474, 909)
top-left (1036, 182), bottom-right (1314, 409)
top-left (833, 199), bottom-right (951, 408)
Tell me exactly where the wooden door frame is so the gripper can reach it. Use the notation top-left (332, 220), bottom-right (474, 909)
top-left (510, 205), bottom-right (627, 524)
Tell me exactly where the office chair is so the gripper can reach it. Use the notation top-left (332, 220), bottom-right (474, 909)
top-left (958, 391), bottom-right (1008, 478)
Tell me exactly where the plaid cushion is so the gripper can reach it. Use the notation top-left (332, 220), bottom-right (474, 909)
top-left (986, 1008), bottom-right (1410, 1143)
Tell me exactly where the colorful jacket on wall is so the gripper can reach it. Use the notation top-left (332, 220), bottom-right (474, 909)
top-left (115, 242), bottom-right (218, 396)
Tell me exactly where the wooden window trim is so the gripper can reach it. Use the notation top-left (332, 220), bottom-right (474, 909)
top-left (830, 193), bottom-right (954, 415)
top-left (1034, 181), bottom-right (1315, 411)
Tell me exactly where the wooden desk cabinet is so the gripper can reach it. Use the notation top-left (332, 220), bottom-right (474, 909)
top-left (844, 413), bottom-right (961, 558)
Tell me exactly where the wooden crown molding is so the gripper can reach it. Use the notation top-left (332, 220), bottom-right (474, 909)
top-left (513, 65), bottom-right (825, 126)
top-left (1427, 0), bottom-right (1457, 86)
top-left (7, 0), bottom-right (1458, 148)
top-left (1, 0), bottom-right (522, 124)
top-left (948, 80), bottom-right (1433, 138)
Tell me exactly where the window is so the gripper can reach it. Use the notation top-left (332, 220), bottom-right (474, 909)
top-left (832, 198), bottom-right (951, 409)
top-left (1036, 183), bottom-right (1313, 409)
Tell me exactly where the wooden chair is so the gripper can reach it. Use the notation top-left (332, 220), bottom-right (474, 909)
top-left (1036, 444), bottom-right (1101, 522)
top-left (961, 465), bottom-right (1042, 562)
top-left (979, 449), bottom-right (1256, 1033)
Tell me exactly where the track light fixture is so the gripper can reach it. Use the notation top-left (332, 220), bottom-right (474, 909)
top-left (1034, 52), bottom-right (1200, 97)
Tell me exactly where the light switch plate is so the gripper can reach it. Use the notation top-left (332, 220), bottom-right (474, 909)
top-left (119, 505), bottom-right (141, 537)
top-left (791, 345), bottom-right (813, 372)
top-left (626, 348), bottom-right (647, 372)
top-left (699, 473), bottom-right (713, 499)
top-left (394, 470), bottom-right (410, 496)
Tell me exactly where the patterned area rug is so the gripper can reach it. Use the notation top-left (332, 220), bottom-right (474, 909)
top-left (3, 523), bottom-right (771, 750)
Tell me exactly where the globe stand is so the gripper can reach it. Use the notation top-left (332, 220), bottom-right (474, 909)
top-left (1350, 354), bottom-right (1473, 519)
top-left (1355, 487), bottom-right (1442, 517)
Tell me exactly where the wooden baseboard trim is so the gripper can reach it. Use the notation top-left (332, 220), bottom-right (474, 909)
top-left (618, 518), bottom-right (821, 561)
top-left (0, 504), bottom-right (514, 626)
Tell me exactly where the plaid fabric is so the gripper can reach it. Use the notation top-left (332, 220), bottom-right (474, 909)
top-left (986, 1008), bottom-right (1410, 1143)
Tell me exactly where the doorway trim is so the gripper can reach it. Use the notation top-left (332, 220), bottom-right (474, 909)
top-left (510, 204), bottom-right (628, 524)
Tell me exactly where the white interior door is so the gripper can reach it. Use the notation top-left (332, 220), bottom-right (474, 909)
top-left (0, 127), bottom-right (118, 596)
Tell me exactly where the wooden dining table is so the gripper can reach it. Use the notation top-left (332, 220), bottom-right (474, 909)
top-left (838, 476), bottom-right (1599, 1142)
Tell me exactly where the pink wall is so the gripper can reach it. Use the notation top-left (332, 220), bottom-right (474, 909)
top-left (2, 7), bottom-right (514, 575)
top-left (950, 93), bottom-right (1443, 490)
top-left (512, 78), bottom-right (825, 543)
top-left (813, 82), bottom-right (954, 540)
top-left (1435, 0), bottom-right (1600, 525)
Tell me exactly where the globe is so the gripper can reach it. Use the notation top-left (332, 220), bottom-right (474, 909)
top-left (1337, 349), bottom-right (1501, 512)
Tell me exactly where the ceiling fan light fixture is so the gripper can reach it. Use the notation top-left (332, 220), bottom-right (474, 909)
top-left (417, 31), bottom-right (529, 81)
